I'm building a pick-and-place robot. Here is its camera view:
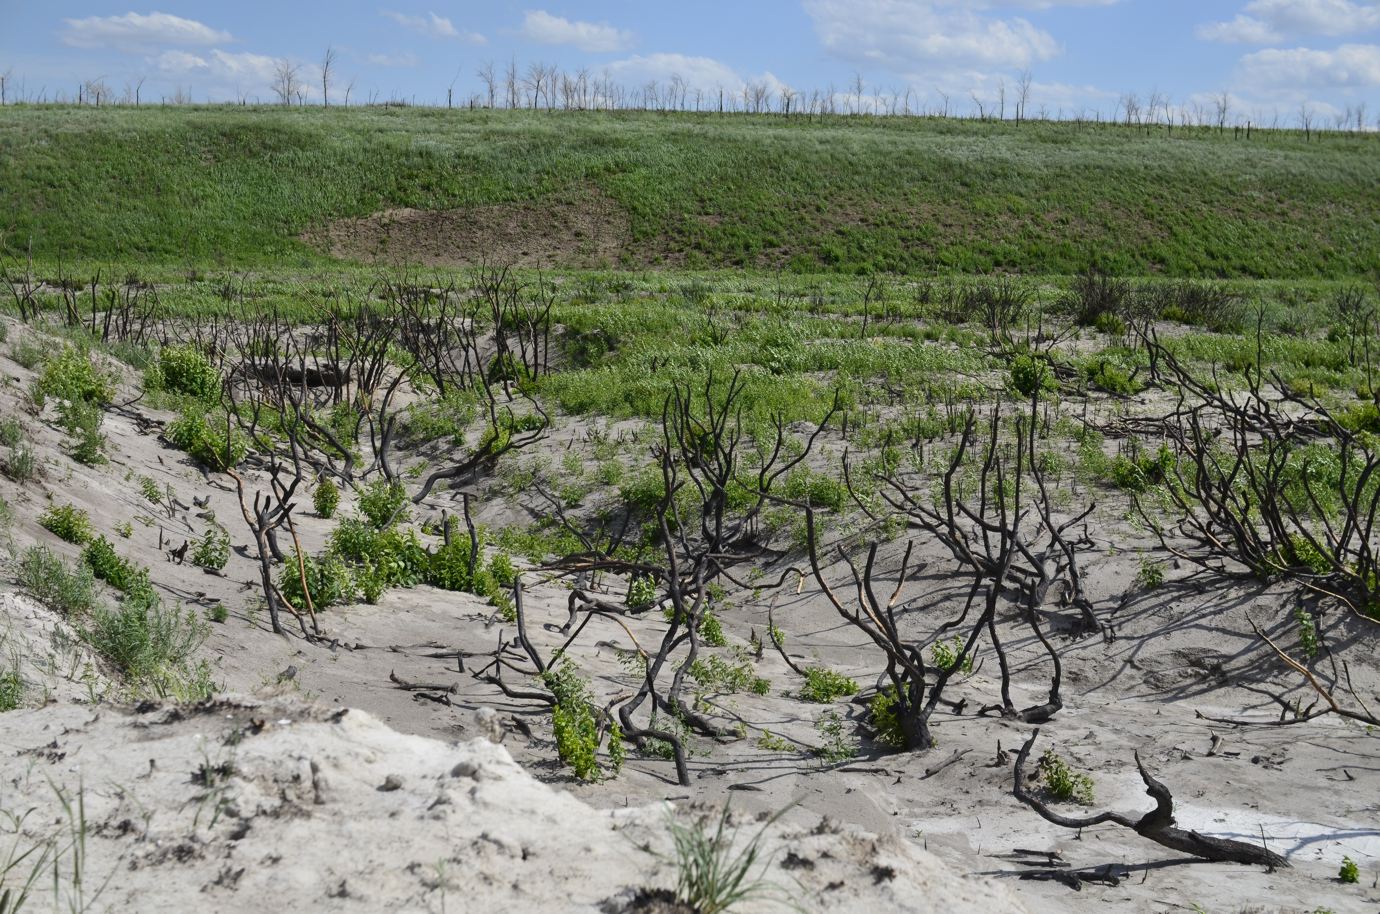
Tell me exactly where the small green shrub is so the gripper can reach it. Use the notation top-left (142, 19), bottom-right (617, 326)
top-left (668, 803), bottom-right (780, 914)
top-left (358, 479), bottom-right (410, 529)
top-left (9, 339), bottom-right (43, 370)
top-left (812, 710), bottom-right (856, 763)
top-left (488, 551), bottom-right (517, 588)
top-left (698, 610), bottom-right (727, 647)
top-left (930, 635), bottom-right (973, 674)
top-left (1135, 560), bottom-right (1165, 590)
top-left (1295, 607), bottom-right (1320, 661)
top-left (1339, 856), bottom-right (1359, 884)
top-left (1108, 443), bottom-right (1176, 494)
top-left (781, 467), bottom-right (848, 511)
top-left (313, 478), bottom-right (340, 518)
top-left (544, 661), bottom-right (619, 781)
top-left (1082, 357), bottom-right (1141, 396)
top-left (207, 603), bottom-right (229, 624)
top-left (628, 574), bottom-right (658, 608)
top-left (3, 445), bottom-right (37, 482)
top-left (58, 399), bottom-right (106, 465)
top-left (82, 598), bottom-right (211, 699)
top-left (0, 666), bottom-right (23, 712)
top-left (17, 546), bottom-right (102, 617)
top-left (0, 417), bottom-right (22, 447)
top-left (34, 346), bottom-right (114, 410)
top-left (139, 475), bottom-right (163, 504)
top-left (190, 528), bottom-right (230, 571)
top-left (155, 346), bottom-right (221, 402)
top-left (166, 411), bottom-right (247, 471)
top-left (688, 656), bottom-right (770, 695)
top-left (39, 503), bottom-right (93, 545)
top-left (868, 686), bottom-right (905, 748)
top-left (799, 667), bottom-right (858, 703)
top-left (1038, 749), bottom-right (1095, 804)
top-left (1092, 311), bottom-right (1127, 336)
top-left (279, 551), bottom-right (357, 611)
top-left (1009, 352), bottom-right (1055, 400)
top-left (426, 536), bottom-right (481, 592)
top-left (756, 731), bottom-right (793, 752)
top-left (82, 536), bottom-right (159, 608)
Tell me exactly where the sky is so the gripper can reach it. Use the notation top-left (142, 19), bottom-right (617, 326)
top-left (1, 1), bottom-right (1378, 125)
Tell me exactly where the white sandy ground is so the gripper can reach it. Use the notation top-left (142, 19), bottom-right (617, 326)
top-left (0, 698), bottom-right (1028, 913)
top-left (1, 315), bottom-right (1379, 912)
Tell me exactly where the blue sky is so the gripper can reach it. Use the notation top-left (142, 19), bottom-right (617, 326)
top-left (2, 2), bottom-right (1378, 125)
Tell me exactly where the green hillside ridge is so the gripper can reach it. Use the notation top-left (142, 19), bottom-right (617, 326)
top-left (1, 105), bottom-right (1376, 278)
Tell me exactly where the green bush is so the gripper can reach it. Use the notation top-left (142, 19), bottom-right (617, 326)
top-left (869, 686), bottom-right (905, 748)
top-left (0, 666), bottom-right (22, 712)
top-left (543, 661), bottom-right (619, 780)
top-left (930, 635), bottom-right (973, 674)
top-left (313, 478), bottom-right (340, 518)
top-left (190, 528), bottom-right (230, 571)
top-left (427, 536), bottom-right (480, 592)
top-left (1009, 353), bottom-right (1055, 400)
top-left (3, 445), bottom-right (37, 482)
top-left (17, 546), bottom-right (102, 617)
top-left (34, 346), bottom-right (114, 410)
top-left (1038, 749), bottom-right (1095, 804)
top-left (1135, 560), bottom-right (1165, 590)
top-left (82, 536), bottom-right (159, 608)
top-left (166, 410), bottom-right (248, 471)
top-left (1295, 607), bottom-right (1320, 661)
top-left (488, 551), bottom-right (517, 588)
top-left (799, 667), bottom-right (858, 703)
top-left (58, 398), bottom-right (106, 465)
top-left (628, 574), bottom-right (658, 608)
top-left (358, 479), bottom-right (410, 529)
top-left (39, 503), bottom-right (93, 545)
top-left (1082, 357), bottom-right (1141, 396)
top-left (1108, 443), bottom-right (1176, 493)
top-left (688, 656), bottom-right (770, 696)
top-left (1340, 856), bottom-right (1359, 884)
top-left (155, 345), bottom-right (221, 402)
top-left (781, 467), bottom-right (848, 511)
top-left (279, 551), bottom-right (357, 611)
top-left (0, 417), bottom-right (23, 448)
top-left (698, 610), bottom-right (727, 647)
top-left (82, 598), bottom-right (211, 700)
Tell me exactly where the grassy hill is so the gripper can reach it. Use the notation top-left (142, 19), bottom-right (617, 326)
top-left (1, 105), bottom-right (1377, 278)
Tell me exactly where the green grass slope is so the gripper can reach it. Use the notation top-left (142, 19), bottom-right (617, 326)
top-left (1, 105), bottom-right (1377, 278)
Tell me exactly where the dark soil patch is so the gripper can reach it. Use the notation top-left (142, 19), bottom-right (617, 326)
top-left (304, 188), bottom-right (632, 268)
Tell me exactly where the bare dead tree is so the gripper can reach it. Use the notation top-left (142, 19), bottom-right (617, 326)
top-left (800, 397), bottom-right (1096, 750)
top-left (320, 46), bottom-right (336, 107)
top-left (1133, 328), bottom-right (1380, 625)
top-left (525, 372), bottom-right (840, 783)
top-left (1014, 729), bottom-right (1287, 867)
top-left (477, 60), bottom-right (496, 108)
top-left (272, 59), bottom-right (301, 106)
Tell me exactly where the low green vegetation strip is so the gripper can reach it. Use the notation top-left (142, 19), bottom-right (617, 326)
top-left (1, 106), bottom-right (1376, 277)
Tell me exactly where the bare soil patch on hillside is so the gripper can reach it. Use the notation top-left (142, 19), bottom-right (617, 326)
top-left (303, 188), bottom-right (631, 268)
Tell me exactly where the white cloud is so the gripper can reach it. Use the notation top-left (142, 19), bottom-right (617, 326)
top-left (382, 10), bottom-right (484, 43)
top-left (804, 0), bottom-right (1063, 71)
top-left (61, 11), bottom-right (231, 51)
top-left (521, 10), bottom-right (633, 53)
top-left (604, 53), bottom-right (743, 93)
top-left (368, 51), bottom-right (420, 68)
top-left (152, 48), bottom-right (279, 84)
top-left (1237, 42), bottom-right (1380, 87)
top-left (1198, 0), bottom-right (1380, 43)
